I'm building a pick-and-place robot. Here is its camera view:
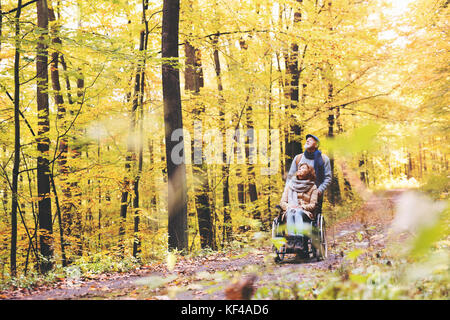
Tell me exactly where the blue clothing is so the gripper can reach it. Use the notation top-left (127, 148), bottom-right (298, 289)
top-left (304, 149), bottom-right (325, 187)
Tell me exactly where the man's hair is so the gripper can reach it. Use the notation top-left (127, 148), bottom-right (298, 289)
top-left (297, 163), bottom-right (316, 181)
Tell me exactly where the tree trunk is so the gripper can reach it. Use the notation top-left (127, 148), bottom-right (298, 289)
top-left (132, 0), bottom-right (150, 260)
top-left (48, 7), bottom-right (68, 267)
top-left (148, 138), bottom-right (158, 214)
top-left (162, 0), bottom-right (188, 252)
top-left (326, 81), bottom-right (342, 205)
top-left (70, 69), bottom-right (84, 258)
top-left (418, 142), bottom-right (423, 178)
top-left (212, 34), bottom-right (232, 244)
top-left (236, 39), bottom-right (248, 212)
top-left (10, 0), bottom-right (23, 277)
top-left (275, 51), bottom-right (287, 178)
top-left (266, 56), bottom-right (274, 231)
top-left (118, 80), bottom-right (133, 258)
top-left (285, 0), bottom-right (304, 166)
top-left (36, 0), bottom-right (53, 274)
top-left (185, 36), bottom-right (215, 250)
top-left (238, 38), bottom-right (259, 223)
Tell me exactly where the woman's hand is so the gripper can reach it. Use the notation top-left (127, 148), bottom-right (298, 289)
top-left (304, 211), bottom-right (313, 220)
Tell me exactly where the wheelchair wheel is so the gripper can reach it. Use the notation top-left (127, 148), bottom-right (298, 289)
top-left (274, 245), bottom-right (286, 263)
top-left (271, 218), bottom-right (278, 238)
top-left (317, 214), bottom-right (328, 260)
top-left (272, 218), bottom-right (285, 262)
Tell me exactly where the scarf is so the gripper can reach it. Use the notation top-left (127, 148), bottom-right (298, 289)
top-left (304, 149), bottom-right (325, 187)
top-left (287, 176), bottom-right (315, 206)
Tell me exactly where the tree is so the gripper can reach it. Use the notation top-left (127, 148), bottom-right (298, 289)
top-left (183, 0), bottom-right (215, 250)
top-left (10, 0), bottom-right (23, 277)
top-left (132, 0), bottom-right (150, 259)
top-left (162, 0), bottom-right (188, 252)
top-left (36, 0), bottom-right (53, 274)
top-left (284, 0), bottom-right (305, 167)
top-left (211, 33), bottom-right (233, 244)
top-left (48, 6), bottom-right (68, 267)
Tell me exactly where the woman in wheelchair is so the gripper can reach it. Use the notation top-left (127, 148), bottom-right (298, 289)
top-left (276, 163), bottom-right (318, 252)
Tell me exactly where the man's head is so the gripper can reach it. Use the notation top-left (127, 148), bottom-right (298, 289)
top-left (304, 134), bottom-right (319, 152)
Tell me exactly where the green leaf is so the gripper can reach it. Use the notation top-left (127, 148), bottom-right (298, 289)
top-left (346, 249), bottom-right (365, 261)
top-left (410, 214), bottom-right (447, 259)
top-left (167, 251), bottom-right (177, 271)
top-left (349, 273), bottom-right (368, 284)
top-left (324, 122), bottom-right (381, 157)
top-left (271, 237), bottom-right (287, 250)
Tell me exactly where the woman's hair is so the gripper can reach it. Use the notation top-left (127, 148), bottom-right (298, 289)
top-left (297, 163), bottom-right (316, 181)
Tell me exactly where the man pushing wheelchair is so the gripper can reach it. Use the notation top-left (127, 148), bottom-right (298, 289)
top-left (272, 134), bottom-right (332, 261)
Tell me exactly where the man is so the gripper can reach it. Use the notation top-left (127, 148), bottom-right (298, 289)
top-left (286, 134), bottom-right (332, 215)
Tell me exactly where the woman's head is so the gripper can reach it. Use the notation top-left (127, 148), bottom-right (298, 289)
top-left (296, 163), bottom-right (316, 181)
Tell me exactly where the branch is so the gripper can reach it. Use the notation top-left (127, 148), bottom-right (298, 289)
top-left (304, 84), bottom-right (400, 122)
top-left (0, 82), bottom-right (36, 136)
top-left (0, 0), bottom-right (37, 15)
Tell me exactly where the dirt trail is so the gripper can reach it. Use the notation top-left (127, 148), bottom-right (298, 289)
top-left (2, 189), bottom-right (406, 300)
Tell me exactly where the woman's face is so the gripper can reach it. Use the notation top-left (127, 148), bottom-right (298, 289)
top-left (297, 165), bottom-right (308, 179)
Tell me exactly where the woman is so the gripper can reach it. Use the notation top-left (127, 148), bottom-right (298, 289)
top-left (279, 163), bottom-right (318, 249)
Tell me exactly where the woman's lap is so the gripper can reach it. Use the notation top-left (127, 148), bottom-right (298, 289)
top-left (286, 208), bottom-right (312, 236)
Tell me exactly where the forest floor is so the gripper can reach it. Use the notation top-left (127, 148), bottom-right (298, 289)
top-left (1, 189), bottom-right (406, 300)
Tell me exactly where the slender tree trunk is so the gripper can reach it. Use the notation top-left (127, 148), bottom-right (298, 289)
top-left (275, 51), bottom-right (287, 178)
top-left (185, 47), bottom-right (214, 249)
top-left (10, 0), bottom-right (23, 277)
top-left (59, 55), bottom-right (73, 105)
top-left (184, 13), bottom-right (215, 249)
top-left (58, 54), bottom-right (76, 262)
top-left (418, 142), bottom-right (423, 178)
top-left (326, 81), bottom-right (342, 205)
top-left (48, 7), bottom-right (68, 267)
top-left (97, 137), bottom-right (102, 248)
top-left (238, 39), bottom-right (259, 223)
top-left (162, 0), bottom-right (188, 252)
top-left (235, 39), bottom-right (248, 211)
top-left (285, 0), bottom-right (304, 165)
top-left (212, 35), bottom-right (232, 244)
top-left (49, 174), bottom-right (67, 267)
top-left (246, 103), bottom-right (258, 205)
top-left (119, 81), bottom-right (133, 258)
top-left (335, 104), bottom-right (353, 197)
top-left (148, 139), bottom-right (158, 215)
top-left (132, 0), bottom-right (149, 259)
top-left (36, 0), bottom-right (53, 274)
top-left (266, 56), bottom-right (273, 231)
top-left (71, 69), bottom-right (84, 258)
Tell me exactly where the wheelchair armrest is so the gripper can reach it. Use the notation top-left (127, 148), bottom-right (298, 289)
top-left (312, 213), bottom-right (322, 227)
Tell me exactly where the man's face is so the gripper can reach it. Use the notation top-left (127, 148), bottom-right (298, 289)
top-left (305, 137), bottom-right (317, 151)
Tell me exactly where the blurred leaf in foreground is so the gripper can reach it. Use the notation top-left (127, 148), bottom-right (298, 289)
top-left (167, 252), bottom-right (177, 271)
top-left (324, 122), bottom-right (382, 157)
top-left (409, 203), bottom-right (449, 259)
top-left (271, 237), bottom-right (286, 251)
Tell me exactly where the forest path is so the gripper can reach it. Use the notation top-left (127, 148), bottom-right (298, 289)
top-left (2, 189), bottom-right (406, 300)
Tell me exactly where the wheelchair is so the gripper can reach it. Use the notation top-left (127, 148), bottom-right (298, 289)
top-left (271, 205), bottom-right (328, 263)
